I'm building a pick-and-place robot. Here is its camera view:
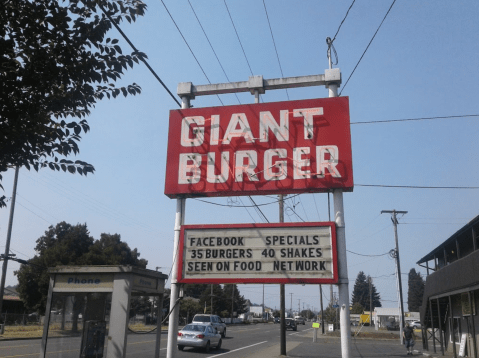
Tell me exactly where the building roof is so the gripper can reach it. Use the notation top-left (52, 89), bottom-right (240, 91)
top-left (374, 307), bottom-right (399, 316)
top-left (416, 214), bottom-right (479, 264)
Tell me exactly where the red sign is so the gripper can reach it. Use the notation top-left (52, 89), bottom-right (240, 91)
top-left (176, 222), bottom-right (338, 284)
top-left (165, 97), bottom-right (352, 198)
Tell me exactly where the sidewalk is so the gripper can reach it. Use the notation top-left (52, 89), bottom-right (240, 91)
top-left (245, 328), bottom-right (449, 358)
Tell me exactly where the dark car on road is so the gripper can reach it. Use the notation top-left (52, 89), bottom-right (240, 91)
top-left (285, 318), bottom-right (297, 331)
top-left (274, 317), bottom-right (280, 324)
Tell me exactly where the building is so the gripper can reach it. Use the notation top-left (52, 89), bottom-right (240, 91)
top-left (417, 215), bottom-right (479, 358)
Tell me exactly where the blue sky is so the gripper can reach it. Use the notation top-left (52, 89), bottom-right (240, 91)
top-left (2, 0), bottom-right (479, 312)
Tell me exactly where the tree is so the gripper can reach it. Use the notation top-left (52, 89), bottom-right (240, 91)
top-left (407, 268), bottom-right (425, 312)
top-left (224, 284), bottom-right (247, 317)
top-left (300, 309), bottom-right (314, 320)
top-left (323, 303), bottom-right (338, 327)
top-left (0, 0), bottom-right (147, 207)
top-left (199, 284), bottom-right (226, 316)
top-left (15, 221), bottom-right (147, 313)
top-left (351, 271), bottom-right (382, 310)
top-left (179, 298), bottom-right (202, 324)
top-left (350, 302), bottom-right (365, 314)
top-left (195, 284), bottom-right (247, 318)
top-left (184, 284), bottom-right (209, 299)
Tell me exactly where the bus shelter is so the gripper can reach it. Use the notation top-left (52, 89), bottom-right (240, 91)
top-left (39, 266), bottom-right (168, 358)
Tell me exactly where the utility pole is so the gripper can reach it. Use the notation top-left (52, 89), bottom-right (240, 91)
top-left (319, 285), bottom-right (325, 334)
top-left (381, 210), bottom-right (407, 344)
top-left (0, 166), bottom-right (20, 324)
top-left (262, 284), bottom-right (265, 320)
top-left (231, 285), bottom-right (234, 323)
top-left (279, 194), bottom-right (286, 356)
top-left (369, 276), bottom-right (373, 326)
top-left (210, 284), bottom-right (213, 314)
top-left (289, 293), bottom-right (293, 316)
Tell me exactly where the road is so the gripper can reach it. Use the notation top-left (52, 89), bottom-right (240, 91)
top-left (0, 323), bottom-right (415, 358)
top-left (1, 323), bottom-right (298, 358)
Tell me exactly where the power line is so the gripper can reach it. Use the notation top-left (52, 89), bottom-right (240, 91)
top-left (97, 3), bottom-right (180, 107)
top-left (340, 0), bottom-right (397, 95)
top-left (284, 203), bottom-right (305, 222)
top-left (16, 201), bottom-right (54, 226)
top-left (161, 3), bottom-right (272, 223)
top-left (159, 0), bottom-right (224, 105)
top-left (351, 114), bottom-right (479, 124)
top-left (347, 250), bottom-right (390, 257)
top-left (356, 184), bottom-right (479, 189)
top-left (312, 194), bottom-right (321, 221)
top-left (187, 0), bottom-right (242, 105)
top-left (331, 0), bottom-right (356, 45)
top-left (248, 196), bottom-right (269, 223)
top-left (224, 0), bottom-right (255, 77)
top-left (262, 0), bottom-right (289, 100)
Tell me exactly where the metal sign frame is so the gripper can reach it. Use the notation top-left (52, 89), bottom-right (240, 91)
top-left (165, 97), bottom-right (353, 198)
top-left (176, 222), bottom-right (338, 285)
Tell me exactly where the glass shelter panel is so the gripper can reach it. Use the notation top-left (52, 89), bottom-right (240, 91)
top-left (45, 292), bottom-right (111, 358)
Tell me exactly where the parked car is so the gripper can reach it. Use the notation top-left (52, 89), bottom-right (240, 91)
top-left (274, 317), bottom-right (280, 324)
top-left (294, 316), bottom-right (306, 325)
top-left (192, 314), bottom-right (227, 337)
top-left (386, 321), bottom-right (400, 331)
top-left (177, 323), bottom-right (222, 352)
top-left (285, 318), bottom-right (297, 331)
top-left (410, 321), bottom-right (421, 329)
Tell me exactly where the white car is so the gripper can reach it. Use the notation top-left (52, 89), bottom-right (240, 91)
top-left (410, 321), bottom-right (421, 329)
top-left (294, 316), bottom-right (305, 325)
top-left (192, 314), bottom-right (227, 337)
top-left (177, 323), bottom-right (222, 352)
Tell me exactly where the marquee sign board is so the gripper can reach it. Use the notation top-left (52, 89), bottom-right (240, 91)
top-left (177, 222), bottom-right (338, 284)
top-left (165, 97), bottom-right (352, 198)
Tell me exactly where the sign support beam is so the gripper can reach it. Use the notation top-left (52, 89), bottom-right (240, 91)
top-left (167, 69), bottom-right (349, 358)
top-left (177, 71), bottom-right (341, 98)
top-left (166, 97), bottom-right (188, 358)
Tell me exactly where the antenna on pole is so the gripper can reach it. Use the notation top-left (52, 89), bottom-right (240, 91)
top-left (326, 37), bottom-right (338, 70)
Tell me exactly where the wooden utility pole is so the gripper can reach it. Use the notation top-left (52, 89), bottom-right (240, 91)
top-left (369, 276), bottom-right (373, 326)
top-left (0, 166), bottom-right (19, 324)
top-left (381, 210), bottom-right (408, 343)
top-left (320, 285), bottom-right (325, 334)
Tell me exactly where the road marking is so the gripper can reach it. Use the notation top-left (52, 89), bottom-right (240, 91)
top-left (206, 340), bottom-right (267, 358)
top-left (231, 327), bottom-right (263, 333)
top-left (0, 344), bottom-right (38, 350)
top-left (2, 349), bottom-right (76, 357)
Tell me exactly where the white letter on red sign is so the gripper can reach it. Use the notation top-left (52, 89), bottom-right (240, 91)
top-left (210, 115), bottom-right (220, 145)
top-left (223, 114), bottom-right (254, 144)
top-left (264, 149), bottom-right (287, 181)
top-left (207, 152), bottom-right (229, 183)
top-left (293, 147), bottom-right (311, 179)
top-left (178, 153), bottom-right (202, 184)
top-left (293, 108), bottom-right (324, 140)
top-left (316, 145), bottom-right (341, 178)
top-left (181, 116), bottom-right (205, 147)
top-left (259, 110), bottom-right (289, 142)
top-left (235, 151), bottom-right (258, 182)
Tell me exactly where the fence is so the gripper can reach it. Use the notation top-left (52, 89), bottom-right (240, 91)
top-left (1, 313), bottom-right (41, 326)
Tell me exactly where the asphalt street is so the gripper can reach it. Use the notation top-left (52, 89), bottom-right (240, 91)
top-left (0, 323), bottom-right (437, 358)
